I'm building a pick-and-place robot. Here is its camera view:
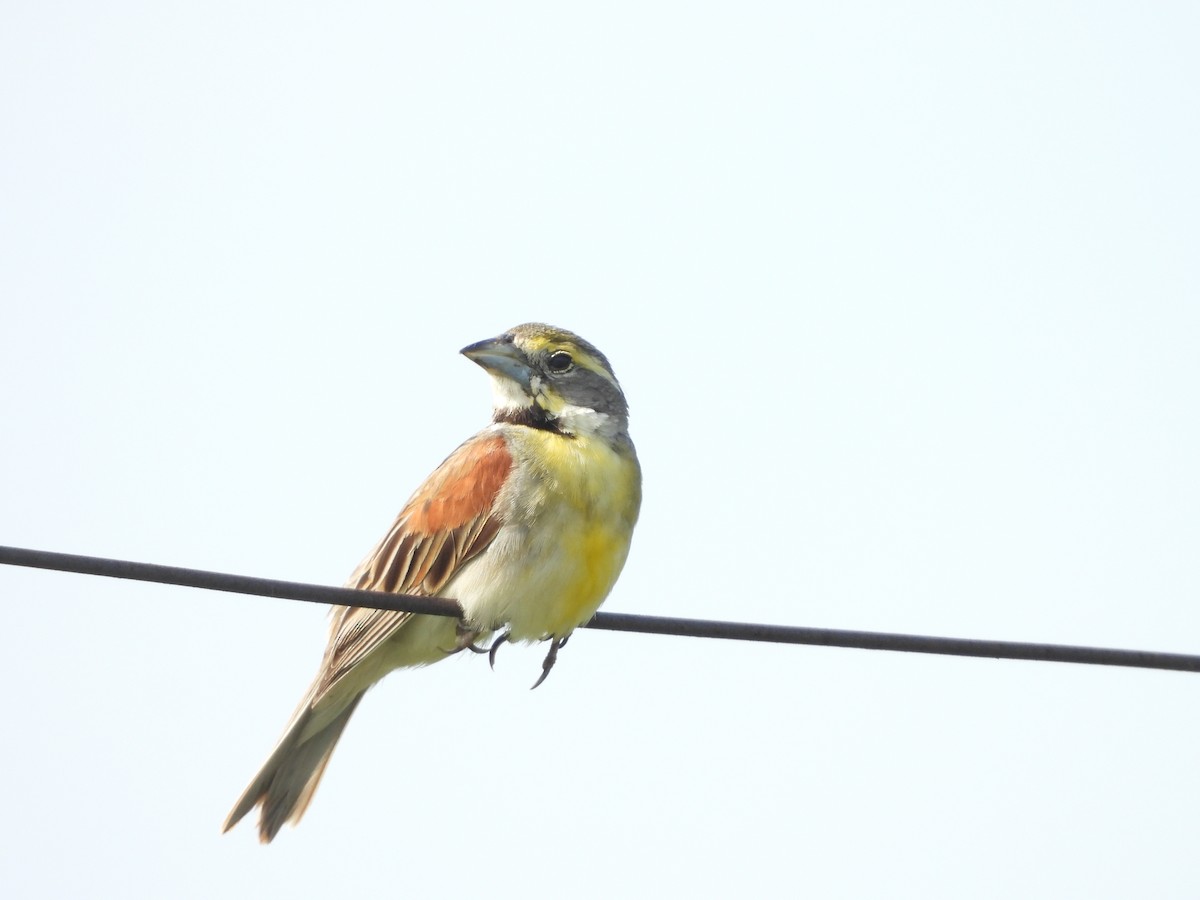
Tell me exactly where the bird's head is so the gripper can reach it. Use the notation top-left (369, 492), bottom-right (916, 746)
top-left (462, 323), bottom-right (630, 438)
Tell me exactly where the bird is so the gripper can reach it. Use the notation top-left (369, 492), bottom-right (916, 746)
top-left (223, 323), bottom-right (642, 843)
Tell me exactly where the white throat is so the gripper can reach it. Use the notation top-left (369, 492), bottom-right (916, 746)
top-left (489, 375), bottom-right (533, 412)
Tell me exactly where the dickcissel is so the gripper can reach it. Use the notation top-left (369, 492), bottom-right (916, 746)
top-left (223, 323), bottom-right (641, 842)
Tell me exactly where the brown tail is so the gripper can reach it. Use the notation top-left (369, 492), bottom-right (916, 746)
top-left (223, 692), bottom-right (364, 843)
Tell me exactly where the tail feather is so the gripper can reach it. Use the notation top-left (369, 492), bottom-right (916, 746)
top-left (224, 692), bottom-right (364, 843)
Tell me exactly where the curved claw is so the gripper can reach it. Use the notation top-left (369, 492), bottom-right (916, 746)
top-left (530, 635), bottom-right (569, 690)
top-left (488, 632), bottom-right (510, 670)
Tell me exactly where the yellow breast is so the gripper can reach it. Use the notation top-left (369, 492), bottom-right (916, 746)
top-left (465, 425), bottom-right (642, 640)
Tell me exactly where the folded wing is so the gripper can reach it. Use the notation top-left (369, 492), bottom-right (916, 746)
top-left (316, 431), bottom-right (513, 696)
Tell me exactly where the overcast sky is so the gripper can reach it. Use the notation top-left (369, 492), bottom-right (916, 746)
top-left (3, 3), bottom-right (1199, 898)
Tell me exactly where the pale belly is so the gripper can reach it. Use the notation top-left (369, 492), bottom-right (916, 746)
top-left (450, 507), bottom-right (633, 640)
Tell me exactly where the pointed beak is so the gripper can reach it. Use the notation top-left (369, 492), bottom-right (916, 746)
top-left (460, 335), bottom-right (533, 389)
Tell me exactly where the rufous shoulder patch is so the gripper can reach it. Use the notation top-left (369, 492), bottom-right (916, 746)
top-left (404, 433), bottom-right (512, 535)
top-left (348, 432), bottom-right (513, 598)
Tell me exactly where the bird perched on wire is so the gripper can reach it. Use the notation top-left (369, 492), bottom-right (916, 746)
top-left (223, 323), bottom-right (642, 843)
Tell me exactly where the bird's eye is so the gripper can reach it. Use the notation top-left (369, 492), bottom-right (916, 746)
top-left (547, 350), bottom-right (574, 373)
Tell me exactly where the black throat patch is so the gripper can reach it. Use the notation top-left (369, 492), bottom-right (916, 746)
top-left (493, 405), bottom-right (566, 434)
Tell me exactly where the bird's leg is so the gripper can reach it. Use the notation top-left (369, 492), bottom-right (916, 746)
top-left (530, 635), bottom-right (569, 690)
top-left (488, 631), bottom-right (510, 670)
top-left (445, 620), bottom-right (487, 655)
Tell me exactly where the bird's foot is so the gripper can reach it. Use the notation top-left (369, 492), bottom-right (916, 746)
top-left (444, 621), bottom-right (486, 655)
top-left (530, 634), bottom-right (570, 690)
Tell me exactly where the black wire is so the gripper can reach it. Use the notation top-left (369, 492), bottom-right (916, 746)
top-left (2, 544), bottom-right (1198, 674)
top-left (0, 545), bottom-right (457, 616)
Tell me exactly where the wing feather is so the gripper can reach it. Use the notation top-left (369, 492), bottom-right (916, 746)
top-left (314, 432), bottom-right (512, 698)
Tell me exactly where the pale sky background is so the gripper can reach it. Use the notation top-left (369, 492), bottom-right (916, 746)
top-left (2, 3), bottom-right (1199, 898)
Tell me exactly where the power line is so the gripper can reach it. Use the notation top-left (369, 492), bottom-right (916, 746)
top-left (2, 543), bottom-right (1198, 675)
